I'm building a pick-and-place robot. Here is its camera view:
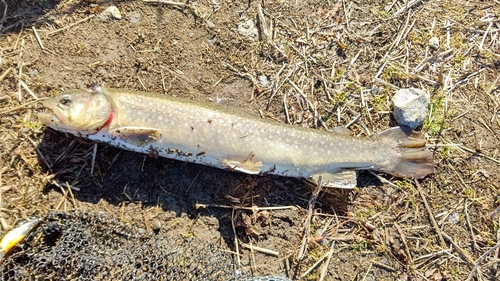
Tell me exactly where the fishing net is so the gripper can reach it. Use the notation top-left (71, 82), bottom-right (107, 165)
top-left (0, 211), bottom-right (290, 281)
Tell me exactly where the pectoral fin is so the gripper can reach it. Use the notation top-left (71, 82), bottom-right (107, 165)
top-left (309, 170), bottom-right (357, 189)
top-left (331, 126), bottom-right (352, 136)
top-left (223, 159), bottom-right (262, 174)
top-left (109, 127), bottom-right (160, 146)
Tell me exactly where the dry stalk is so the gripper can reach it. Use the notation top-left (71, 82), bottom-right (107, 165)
top-left (394, 222), bottom-right (414, 268)
top-left (47, 15), bottom-right (95, 36)
top-left (31, 26), bottom-right (44, 50)
top-left (297, 176), bottom-right (322, 260)
top-left (464, 200), bottom-right (479, 251)
top-left (231, 208), bottom-right (241, 266)
top-left (0, 67), bottom-right (12, 82)
top-left (300, 250), bottom-right (329, 278)
top-left (465, 242), bottom-right (500, 281)
top-left (393, 0), bottom-right (423, 17)
top-left (142, 0), bottom-right (186, 6)
top-left (195, 203), bottom-right (295, 211)
top-left (240, 241), bottom-right (279, 257)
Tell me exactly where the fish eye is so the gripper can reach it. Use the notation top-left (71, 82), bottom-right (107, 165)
top-left (59, 95), bottom-right (72, 106)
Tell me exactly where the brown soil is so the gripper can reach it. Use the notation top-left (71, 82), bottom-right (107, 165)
top-left (1, 0), bottom-right (499, 280)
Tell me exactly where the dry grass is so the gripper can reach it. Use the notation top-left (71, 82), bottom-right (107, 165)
top-left (1, 0), bottom-right (499, 280)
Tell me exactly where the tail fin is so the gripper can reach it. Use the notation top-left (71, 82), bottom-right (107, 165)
top-left (375, 126), bottom-right (434, 179)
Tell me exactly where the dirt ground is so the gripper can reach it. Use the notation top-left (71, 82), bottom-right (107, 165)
top-left (1, 0), bottom-right (499, 280)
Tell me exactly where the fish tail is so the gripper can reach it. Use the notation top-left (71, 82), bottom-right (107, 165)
top-left (376, 126), bottom-right (434, 179)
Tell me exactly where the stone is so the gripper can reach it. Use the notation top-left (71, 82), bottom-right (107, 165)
top-left (429, 36), bottom-right (439, 50)
top-left (258, 75), bottom-right (270, 88)
top-left (392, 88), bottom-right (430, 129)
top-left (237, 19), bottom-right (258, 40)
top-left (98, 6), bottom-right (122, 21)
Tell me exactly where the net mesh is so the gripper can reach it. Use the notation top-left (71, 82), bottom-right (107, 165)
top-left (1, 211), bottom-right (290, 281)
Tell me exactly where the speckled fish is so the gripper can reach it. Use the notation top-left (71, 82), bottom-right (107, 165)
top-left (38, 85), bottom-right (433, 188)
top-left (0, 218), bottom-right (41, 260)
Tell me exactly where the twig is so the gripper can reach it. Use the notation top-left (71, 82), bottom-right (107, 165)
top-left (393, 0), bottom-right (423, 17)
top-left (257, 4), bottom-right (269, 43)
top-left (17, 39), bottom-right (24, 101)
top-left (47, 15), bottom-right (95, 36)
top-left (66, 182), bottom-right (78, 209)
top-left (31, 26), bottom-right (44, 50)
top-left (143, 0), bottom-right (186, 6)
top-left (459, 145), bottom-right (500, 164)
top-left (195, 203), bottom-right (295, 211)
top-left (283, 92), bottom-right (290, 124)
top-left (240, 241), bottom-right (279, 256)
top-left (0, 0), bottom-right (7, 31)
top-left (374, 10), bottom-right (412, 80)
top-left (297, 176), bottom-right (322, 260)
top-left (319, 231), bottom-right (337, 281)
top-left (301, 250), bottom-right (330, 278)
top-left (231, 208), bottom-right (241, 266)
top-left (394, 222), bottom-right (414, 268)
top-left (465, 242), bottom-right (500, 281)
top-left (288, 80), bottom-right (328, 130)
top-left (413, 249), bottom-right (452, 262)
top-left (464, 200), bottom-right (479, 251)
top-left (19, 80), bottom-right (37, 99)
top-left (478, 20), bottom-right (493, 51)
top-left (184, 171), bottom-right (200, 195)
top-left (415, 180), bottom-right (447, 248)
top-left (0, 216), bottom-right (8, 231)
top-left (35, 147), bottom-right (52, 170)
top-left (90, 143), bottom-right (97, 175)
top-left (442, 232), bottom-right (476, 266)
top-left (360, 263), bottom-right (373, 281)
top-left (371, 260), bottom-right (396, 272)
top-left (0, 67), bottom-right (12, 82)
top-left (368, 171), bottom-right (399, 188)
top-left (266, 65), bottom-right (294, 108)
top-left (0, 100), bottom-right (39, 115)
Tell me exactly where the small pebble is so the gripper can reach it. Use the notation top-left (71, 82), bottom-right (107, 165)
top-left (392, 88), bottom-right (430, 129)
top-left (448, 212), bottom-right (460, 224)
top-left (429, 36), bottom-right (439, 50)
top-left (258, 75), bottom-right (270, 88)
top-left (237, 19), bottom-right (258, 40)
top-left (98, 6), bottom-right (122, 21)
top-left (151, 219), bottom-right (162, 231)
top-left (130, 11), bottom-right (141, 24)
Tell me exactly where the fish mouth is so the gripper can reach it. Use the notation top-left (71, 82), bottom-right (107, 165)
top-left (38, 97), bottom-right (70, 126)
top-left (37, 110), bottom-right (58, 125)
top-left (37, 106), bottom-right (71, 132)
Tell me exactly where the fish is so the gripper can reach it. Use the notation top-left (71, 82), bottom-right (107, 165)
top-left (38, 84), bottom-right (433, 189)
top-left (0, 218), bottom-right (41, 260)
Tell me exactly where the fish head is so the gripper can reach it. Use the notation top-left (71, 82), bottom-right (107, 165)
top-left (38, 89), bottom-right (112, 135)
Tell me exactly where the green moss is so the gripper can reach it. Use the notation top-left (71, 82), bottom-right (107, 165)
top-left (441, 145), bottom-right (451, 159)
top-left (372, 94), bottom-right (389, 111)
top-left (383, 65), bottom-right (405, 82)
top-left (423, 95), bottom-right (446, 136)
top-left (351, 239), bottom-right (369, 251)
top-left (20, 119), bottom-right (44, 132)
top-left (332, 91), bottom-right (347, 104)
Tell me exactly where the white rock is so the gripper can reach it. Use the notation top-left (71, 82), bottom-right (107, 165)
top-left (98, 6), bottom-right (122, 21)
top-left (130, 11), bottom-right (141, 24)
top-left (392, 88), bottom-right (430, 129)
top-left (237, 19), bottom-right (258, 40)
top-left (429, 36), bottom-right (439, 50)
top-left (258, 75), bottom-right (270, 88)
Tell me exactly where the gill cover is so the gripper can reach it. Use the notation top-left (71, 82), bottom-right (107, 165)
top-left (38, 89), bottom-right (112, 135)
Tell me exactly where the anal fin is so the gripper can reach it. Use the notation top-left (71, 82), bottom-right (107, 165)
top-left (309, 170), bottom-right (357, 189)
top-left (223, 159), bottom-right (262, 175)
